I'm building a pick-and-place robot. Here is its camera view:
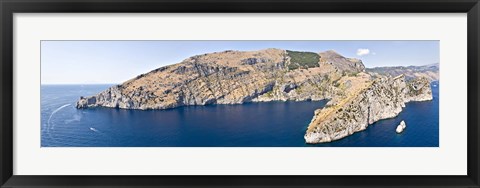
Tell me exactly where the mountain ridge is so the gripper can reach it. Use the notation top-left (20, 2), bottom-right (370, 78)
top-left (367, 63), bottom-right (439, 81)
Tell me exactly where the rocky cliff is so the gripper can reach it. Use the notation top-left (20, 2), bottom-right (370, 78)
top-left (304, 75), bottom-right (432, 143)
top-left (319, 50), bottom-right (365, 73)
top-left (76, 48), bottom-right (433, 144)
top-left (76, 49), bottom-right (359, 110)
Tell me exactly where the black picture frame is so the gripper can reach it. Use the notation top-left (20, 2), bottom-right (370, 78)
top-left (1, 0), bottom-right (479, 187)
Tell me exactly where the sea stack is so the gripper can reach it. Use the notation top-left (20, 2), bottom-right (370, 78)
top-left (396, 120), bottom-right (407, 133)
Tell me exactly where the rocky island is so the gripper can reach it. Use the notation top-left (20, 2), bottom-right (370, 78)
top-left (76, 48), bottom-right (436, 144)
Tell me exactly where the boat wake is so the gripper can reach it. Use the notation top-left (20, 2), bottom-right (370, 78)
top-left (44, 103), bottom-right (72, 145)
top-left (48, 104), bottom-right (71, 130)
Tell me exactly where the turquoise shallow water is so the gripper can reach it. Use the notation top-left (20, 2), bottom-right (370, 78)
top-left (41, 82), bottom-right (439, 147)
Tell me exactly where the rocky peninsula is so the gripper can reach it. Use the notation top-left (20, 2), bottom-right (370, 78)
top-left (76, 48), bottom-right (435, 144)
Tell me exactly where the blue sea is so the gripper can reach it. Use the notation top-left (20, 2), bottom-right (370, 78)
top-left (41, 82), bottom-right (439, 147)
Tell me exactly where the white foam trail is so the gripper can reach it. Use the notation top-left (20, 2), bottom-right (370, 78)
top-left (44, 103), bottom-right (72, 145)
top-left (90, 127), bottom-right (99, 132)
top-left (47, 103), bottom-right (71, 130)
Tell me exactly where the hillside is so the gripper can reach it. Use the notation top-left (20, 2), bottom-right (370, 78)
top-left (76, 49), bottom-right (364, 110)
top-left (367, 63), bottom-right (439, 81)
top-left (76, 49), bottom-right (433, 144)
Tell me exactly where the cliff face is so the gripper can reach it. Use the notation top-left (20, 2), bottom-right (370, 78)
top-left (304, 75), bottom-right (432, 143)
top-left (77, 49), bottom-right (287, 109)
top-left (76, 48), bottom-right (433, 144)
top-left (76, 49), bottom-right (361, 110)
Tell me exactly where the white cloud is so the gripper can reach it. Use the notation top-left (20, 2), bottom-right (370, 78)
top-left (356, 48), bottom-right (370, 56)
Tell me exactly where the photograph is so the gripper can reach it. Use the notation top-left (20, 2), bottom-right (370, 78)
top-left (3, 1), bottom-right (476, 187)
top-left (41, 40), bottom-right (439, 147)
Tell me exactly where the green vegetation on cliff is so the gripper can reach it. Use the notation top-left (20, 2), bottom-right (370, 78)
top-left (286, 50), bottom-right (320, 70)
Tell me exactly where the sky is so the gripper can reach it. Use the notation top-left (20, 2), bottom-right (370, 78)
top-left (41, 41), bottom-right (439, 84)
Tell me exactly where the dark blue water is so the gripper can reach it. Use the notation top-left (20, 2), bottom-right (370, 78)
top-left (41, 82), bottom-right (439, 147)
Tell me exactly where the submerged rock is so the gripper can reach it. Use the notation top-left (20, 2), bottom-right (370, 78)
top-left (396, 120), bottom-right (407, 133)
